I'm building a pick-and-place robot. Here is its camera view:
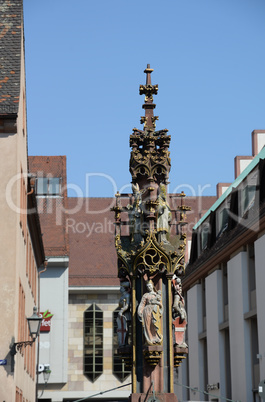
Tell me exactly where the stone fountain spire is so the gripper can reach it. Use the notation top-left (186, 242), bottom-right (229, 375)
top-left (139, 64), bottom-right (159, 131)
top-left (112, 65), bottom-right (189, 402)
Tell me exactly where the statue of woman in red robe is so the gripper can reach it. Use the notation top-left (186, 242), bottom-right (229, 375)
top-left (137, 280), bottom-right (163, 345)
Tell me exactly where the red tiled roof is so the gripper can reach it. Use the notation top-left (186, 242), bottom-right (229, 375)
top-left (67, 197), bottom-right (119, 287)
top-left (36, 198), bottom-right (69, 257)
top-left (67, 195), bottom-right (217, 287)
top-left (28, 156), bottom-right (69, 257)
top-left (29, 156), bottom-right (217, 287)
top-left (28, 156), bottom-right (68, 198)
top-left (0, 0), bottom-right (22, 114)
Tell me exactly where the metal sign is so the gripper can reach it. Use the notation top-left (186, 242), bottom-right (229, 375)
top-left (40, 310), bottom-right (54, 333)
top-left (0, 360), bottom-right (7, 366)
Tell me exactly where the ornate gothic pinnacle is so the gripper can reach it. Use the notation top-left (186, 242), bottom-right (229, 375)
top-left (139, 64), bottom-right (159, 131)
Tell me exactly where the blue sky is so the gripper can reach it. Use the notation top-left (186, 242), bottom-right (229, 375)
top-left (23, 0), bottom-right (265, 197)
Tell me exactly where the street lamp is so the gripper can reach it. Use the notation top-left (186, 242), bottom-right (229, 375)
top-left (27, 306), bottom-right (42, 340)
top-left (43, 367), bottom-right (51, 383)
top-left (10, 306), bottom-right (42, 355)
top-left (38, 366), bottom-right (52, 398)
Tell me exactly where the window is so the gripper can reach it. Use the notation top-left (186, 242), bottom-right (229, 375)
top-left (200, 338), bottom-right (208, 395)
top-left (201, 278), bottom-right (206, 332)
top-left (20, 169), bottom-right (26, 237)
top-left (112, 308), bottom-right (131, 382)
top-left (223, 328), bottom-right (231, 399)
top-left (217, 207), bottom-right (229, 237)
top-left (222, 263), bottom-right (229, 322)
top-left (15, 387), bottom-right (23, 402)
top-left (250, 317), bottom-right (259, 392)
top-left (18, 282), bottom-right (26, 348)
top-left (84, 304), bottom-right (103, 382)
top-left (200, 221), bottom-right (210, 251)
top-left (248, 244), bottom-right (256, 310)
top-left (240, 169), bottom-right (259, 217)
top-left (36, 177), bottom-right (61, 196)
top-left (242, 185), bottom-right (256, 216)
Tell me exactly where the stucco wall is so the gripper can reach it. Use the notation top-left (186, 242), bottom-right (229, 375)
top-left (255, 234), bottom-right (265, 381)
top-left (187, 283), bottom-right (205, 401)
top-left (43, 290), bottom-right (131, 401)
top-left (39, 258), bottom-right (69, 385)
top-left (227, 252), bottom-right (252, 402)
top-left (0, 22), bottom-right (38, 402)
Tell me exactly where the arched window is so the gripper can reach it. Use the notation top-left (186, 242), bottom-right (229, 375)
top-left (112, 308), bottom-right (131, 382)
top-left (84, 304), bottom-right (103, 382)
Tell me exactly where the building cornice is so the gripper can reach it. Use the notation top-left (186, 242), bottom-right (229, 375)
top-left (69, 286), bottom-right (120, 294)
top-left (183, 207), bottom-right (265, 291)
top-left (46, 256), bottom-right (69, 267)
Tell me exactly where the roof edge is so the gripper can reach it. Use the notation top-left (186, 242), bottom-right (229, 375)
top-left (193, 146), bottom-right (265, 230)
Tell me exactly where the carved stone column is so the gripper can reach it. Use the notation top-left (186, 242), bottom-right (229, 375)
top-left (113, 65), bottom-right (189, 402)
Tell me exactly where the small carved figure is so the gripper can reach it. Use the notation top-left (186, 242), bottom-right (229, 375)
top-left (156, 184), bottom-right (172, 244)
top-left (127, 183), bottom-right (144, 244)
top-left (116, 281), bottom-right (131, 347)
top-left (172, 275), bottom-right (187, 347)
top-left (137, 280), bottom-right (163, 345)
top-left (172, 275), bottom-right (186, 322)
top-left (127, 184), bottom-right (141, 242)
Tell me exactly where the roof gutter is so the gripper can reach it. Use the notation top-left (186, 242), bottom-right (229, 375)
top-left (183, 207), bottom-right (265, 290)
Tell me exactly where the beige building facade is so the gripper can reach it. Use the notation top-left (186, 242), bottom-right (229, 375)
top-left (0, 1), bottom-right (45, 401)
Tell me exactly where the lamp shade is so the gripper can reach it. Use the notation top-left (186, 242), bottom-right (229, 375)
top-left (27, 306), bottom-right (42, 340)
top-left (43, 369), bottom-right (51, 383)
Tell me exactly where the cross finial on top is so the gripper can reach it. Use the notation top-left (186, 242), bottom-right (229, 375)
top-left (144, 64), bottom-right (154, 85)
top-left (139, 64), bottom-right (158, 131)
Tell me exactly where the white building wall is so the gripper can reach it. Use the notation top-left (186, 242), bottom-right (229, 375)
top-left (254, 234), bottom-right (265, 381)
top-left (227, 251), bottom-right (252, 402)
top-left (239, 158), bottom-right (253, 174)
top-left (175, 352), bottom-right (188, 401)
top-left (39, 257), bottom-right (69, 384)
top-left (187, 283), bottom-right (204, 401)
top-left (205, 270), bottom-right (225, 399)
top-left (256, 132), bottom-right (265, 154)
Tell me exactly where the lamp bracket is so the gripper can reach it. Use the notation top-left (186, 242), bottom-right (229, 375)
top-left (10, 340), bottom-right (34, 356)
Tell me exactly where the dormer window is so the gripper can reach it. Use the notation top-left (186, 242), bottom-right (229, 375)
top-left (241, 184), bottom-right (256, 216)
top-left (240, 169), bottom-right (258, 217)
top-left (201, 222), bottom-right (210, 251)
top-left (217, 207), bottom-right (229, 238)
top-left (36, 177), bottom-right (61, 196)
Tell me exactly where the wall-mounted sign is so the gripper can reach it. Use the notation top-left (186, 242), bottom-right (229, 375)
top-left (259, 380), bottom-right (265, 399)
top-left (206, 383), bottom-right (220, 391)
top-left (40, 310), bottom-right (54, 332)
